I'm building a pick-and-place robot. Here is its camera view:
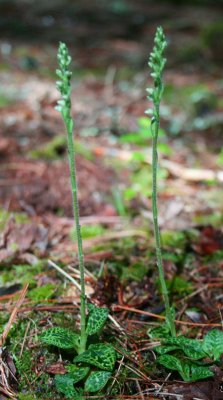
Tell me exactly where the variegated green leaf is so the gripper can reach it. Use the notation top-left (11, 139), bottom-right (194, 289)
top-left (66, 365), bottom-right (90, 384)
top-left (84, 371), bottom-right (111, 392)
top-left (158, 354), bottom-right (183, 372)
top-left (202, 329), bottom-right (223, 361)
top-left (158, 355), bottom-right (190, 381)
top-left (155, 345), bottom-right (179, 355)
top-left (165, 336), bottom-right (206, 360)
top-left (40, 327), bottom-right (80, 350)
top-left (74, 343), bottom-right (116, 371)
top-left (158, 355), bottom-right (214, 382)
top-left (86, 304), bottom-right (109, 335)
top-left (54, 374), bottom-right (83, 399)
top-left (190, 365), bottom-right (214, 381)
top-left (148, 324), bottom-right (170, 339)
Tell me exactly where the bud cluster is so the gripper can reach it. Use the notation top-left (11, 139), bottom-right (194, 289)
top-left (146, 27), bottom-right (167, 116)
top-left (55, 42), bottom-right (72, 120)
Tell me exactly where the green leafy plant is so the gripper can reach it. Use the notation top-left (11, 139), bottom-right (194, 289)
top-left (147, 27), bottom-right (223, 382)
top-left (150, 328), bottom-right (223, 381)
top-left (147, 27), bottom-right (176, 337)
top-left (40, 43), bottom-right (116, 397)
top-left (55, 42), bottom-right (87, 355)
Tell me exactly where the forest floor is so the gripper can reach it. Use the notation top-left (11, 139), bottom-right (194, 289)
top-left (0, 1), bottom-right (223, 399)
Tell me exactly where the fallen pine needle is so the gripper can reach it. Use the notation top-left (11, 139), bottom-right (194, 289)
top-left (114, 305), bottom-right (223, 327)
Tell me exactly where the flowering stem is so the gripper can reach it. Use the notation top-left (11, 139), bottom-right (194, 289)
top-left (147, 27), bottom-right (176, 337)
top-left (55, 43), bottom-right (87, 353)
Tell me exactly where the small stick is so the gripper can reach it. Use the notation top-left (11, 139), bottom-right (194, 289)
top-left (0, 283), bottom-right (29, 347)
top-left (19, 321), bottom-right (31, 358)
top-left (48, 260), bottom-right (124, 332)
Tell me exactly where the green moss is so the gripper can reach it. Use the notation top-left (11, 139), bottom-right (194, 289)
top-left (15, 346), bottom-right (58, 398)
top-left (70, 224), bottom-right (105, 241)
top-left (0, 312), bottom-right (10, 335)
top-left (192, 212), bottom-right (223, 227)
top-left (29, 135), bottom-right (67, 160)
top-left (15, 350), bottom-right (36, 383)
top-left (29, 135), bottom-right (94, 161)
top-left (27, 283), bottom-right (56, 302)
top-left (7, 312), bottom-right (73, 398)
top-left (0, 208), bottom-right (30, 231)
top-left (18, 394), bottom-right (37, 400)
top-left (0, 262), bottom-right (45, 287)
top-left (162, 230), bottom-right (186, 249)
top-left (121, 262), bottom-right (149, 282)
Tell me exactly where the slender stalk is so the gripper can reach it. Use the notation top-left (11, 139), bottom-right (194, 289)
top-left (147, 27), bottom-right (176, 337)
top-left (55, 42), bottom-right (87, 353)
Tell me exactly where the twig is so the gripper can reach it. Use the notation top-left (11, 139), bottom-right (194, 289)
top-left (19, 321), bottom-right (31, 358)
top-left (106, 355), bottom-right (124, 396)
top-left (0, 283), bottom-right (29, 347)
top-left (114, 305), bottom-right (223, 327)
top-left (48, 260), bottom-right (124, 332)
top-left (135, 380), bottom-right (145, 400)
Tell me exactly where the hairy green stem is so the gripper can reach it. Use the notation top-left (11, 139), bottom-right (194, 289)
top-left (66, 119), bottom-right (87, 353)
top-left (151, 109), bottom-right (176, 338)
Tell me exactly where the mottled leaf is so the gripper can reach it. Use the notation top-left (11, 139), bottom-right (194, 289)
top-left (74, 343), bottom-right (116, 371)
top-left (40, 327), bottom-right (80, 350)
top-left (158, 355), bottom-right (190, 381)
top-left (158, 354), bottom-right (184, 372)
top-left (202, 329), bottom-right (223, 361)
top-left (148, 324), bottom-right (170, 339)
top-left (155, 345), bottom-right (179, 355)
top-left (66, 365), bottom-right (90, 384)
top-left (86, 305), bottom-right (109, 335)
top-left (54, 374), bottom-right (82, 399)
top-left (190, 365), bottom-right (214, 381)
top-left (165, 336), bottom-right (206, 360)
top-left (158, 355), bottom-right (214, 382)
top-left (84, 371), bottom-right (111, 392)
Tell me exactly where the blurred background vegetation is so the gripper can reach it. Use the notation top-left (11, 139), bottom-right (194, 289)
top-left (1, 0), bottom-right (223, 69)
